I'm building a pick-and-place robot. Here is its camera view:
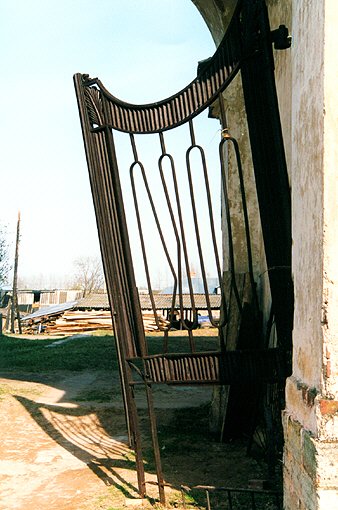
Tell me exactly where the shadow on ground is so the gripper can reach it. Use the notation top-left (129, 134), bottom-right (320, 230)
top-left (0, 333), bottom-right (280, 509)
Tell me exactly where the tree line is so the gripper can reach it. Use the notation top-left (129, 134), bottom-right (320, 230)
top-left (0, 224), bottom-right (104, 298)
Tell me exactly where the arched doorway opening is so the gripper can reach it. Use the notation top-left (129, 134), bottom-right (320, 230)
top-left (75, 1), bottom-right (293, 506)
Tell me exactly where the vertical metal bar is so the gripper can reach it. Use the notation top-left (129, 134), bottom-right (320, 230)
top-left (74, 76), bottom-right (147, 499)
top-left (130, 134), bottom-right (178, 331)
top-left (104, 127), bottom-right (147, 356)
top-left (186, 120), bottom-right (227, 328)
top-left (227, 489), bottom-right (233, 510)
top-left (74, 75), bottom-right (131, 431)
top-left (240, 0), bottom-right (293, 351)
top-left (219, 134), bottom-right (242, 312)
top-left (251, 491), bottom-right (256, 510)
top-left (188, 330), bottom-right (196, 353)
top-left (158, 133), bottom-right (198, 334)
top-left (163, 330), bottom-right (169, 353)
top-left (206, 490), bottom-right (211, 510)
top-left (144, 379), bottom-right (165, 505)
top-left (129, 382), bottom-right (146, 498)
top-left (111, 314), bottom-right (132, 446)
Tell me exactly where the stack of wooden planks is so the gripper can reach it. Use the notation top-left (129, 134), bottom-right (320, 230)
top-left (22, 310), bottom-right (113, 334)
top-left (47, 310), bottom-right (113, 333)
top-left (142, 311), bottom-right (170, 332)
top-left (22, 308), bottom-right (170, 334)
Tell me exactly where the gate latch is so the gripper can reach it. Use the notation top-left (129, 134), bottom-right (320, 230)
top-left (271, 25), bottom-right (292, 50)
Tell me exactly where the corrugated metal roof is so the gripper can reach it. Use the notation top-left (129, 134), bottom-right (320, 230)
top-left (21, 301), bottom-right (78, 321)
top-left (76, 293), bottom-right (221, 310)
top-left (20, 292), bottom-right (221, 322)
top-left (139, 294), bottom-right (221, 310)
top-left (77, 294), bottom-right (110, 309)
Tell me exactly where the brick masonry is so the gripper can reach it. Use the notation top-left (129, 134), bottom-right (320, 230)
top-left (283, 412), bottom-right (338, 510)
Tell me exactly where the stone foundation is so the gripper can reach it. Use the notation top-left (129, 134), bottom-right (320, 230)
top-left (283, 412), bottom-right (338, 510)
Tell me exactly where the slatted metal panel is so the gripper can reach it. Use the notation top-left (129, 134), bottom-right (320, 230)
top-left (81, 3), bottom-right (242, 134)
top-left (129, 348), bottom-right (288, 385)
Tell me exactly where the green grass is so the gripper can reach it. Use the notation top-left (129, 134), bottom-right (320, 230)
top-left (0, 331), bottom-right (219, 374)
top-left (0, 332), bottom-right (218, 375)
top-left (145, 333), bottom-right (219, 356)
top-left (76, 388), bottom-right (113, 402)
top-left (0, 333), bottom-right (118, 372)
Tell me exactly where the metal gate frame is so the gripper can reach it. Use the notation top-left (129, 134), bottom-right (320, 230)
top-left (74, 0), bottom-right (292, 504)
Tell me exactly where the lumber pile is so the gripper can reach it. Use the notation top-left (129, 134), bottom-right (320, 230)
top-left (142, 311), bottom-right (170, 332)
top-left (22, 308), bottom-right (170, 334)
top-left (49, 311), bottom-right (113, 333)
top-left (22, 310), bottom-right (113, 334)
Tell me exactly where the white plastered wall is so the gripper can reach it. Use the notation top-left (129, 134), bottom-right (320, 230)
top-left (286, 0), bottom-right (338, 439)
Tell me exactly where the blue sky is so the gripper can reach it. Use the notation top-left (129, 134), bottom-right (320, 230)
top-left (0, 0), bottom-right (217, 288)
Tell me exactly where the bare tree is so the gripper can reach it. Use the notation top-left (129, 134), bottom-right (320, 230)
top-left (72, 256), bottom-right (104, 297)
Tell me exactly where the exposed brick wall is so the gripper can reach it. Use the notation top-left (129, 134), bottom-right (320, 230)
top-left (283, 412), bottom-right (338, 510)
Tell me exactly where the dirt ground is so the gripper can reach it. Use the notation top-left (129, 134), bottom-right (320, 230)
top-left (0, 342), bottom-right (270, 510)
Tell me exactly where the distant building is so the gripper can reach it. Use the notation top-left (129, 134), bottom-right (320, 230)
top-left (0, 288), bottom-right (83, 314)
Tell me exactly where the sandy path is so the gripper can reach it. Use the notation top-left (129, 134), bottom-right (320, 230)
top-left (0, 371), bottom-right (238, 510)
top-left (0, 373), bottom-right (145, 510)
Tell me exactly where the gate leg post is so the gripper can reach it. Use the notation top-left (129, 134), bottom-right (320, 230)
top-left (128, 383), bottom-right (147, 498)
top-left (145, 381), bottom-right (165, 505)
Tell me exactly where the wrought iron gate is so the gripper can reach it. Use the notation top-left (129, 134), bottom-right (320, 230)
top-left (74, 0), bottom-right (292, 505)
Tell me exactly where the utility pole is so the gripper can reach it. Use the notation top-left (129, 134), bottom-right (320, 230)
top-left (10, 212), bottom-right (21, 334)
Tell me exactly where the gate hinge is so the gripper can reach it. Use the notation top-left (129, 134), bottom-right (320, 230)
top-left (271, 25), bottom-right (292, 50)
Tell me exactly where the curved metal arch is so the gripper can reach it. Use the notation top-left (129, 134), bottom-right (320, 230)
top-left (78, 0), bottom-right (244, 134)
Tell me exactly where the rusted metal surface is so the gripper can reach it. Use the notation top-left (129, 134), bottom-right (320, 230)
top-left (240, 0), bottom-right (293, 351)
top-left (81, 1), bottom-right (242, 134)
top-left (129, 348), bottom-right (288, 385)
top-left (74, 0), bottom-right (292, 503)
top-left (128, 125), bottom-right (230, 335)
